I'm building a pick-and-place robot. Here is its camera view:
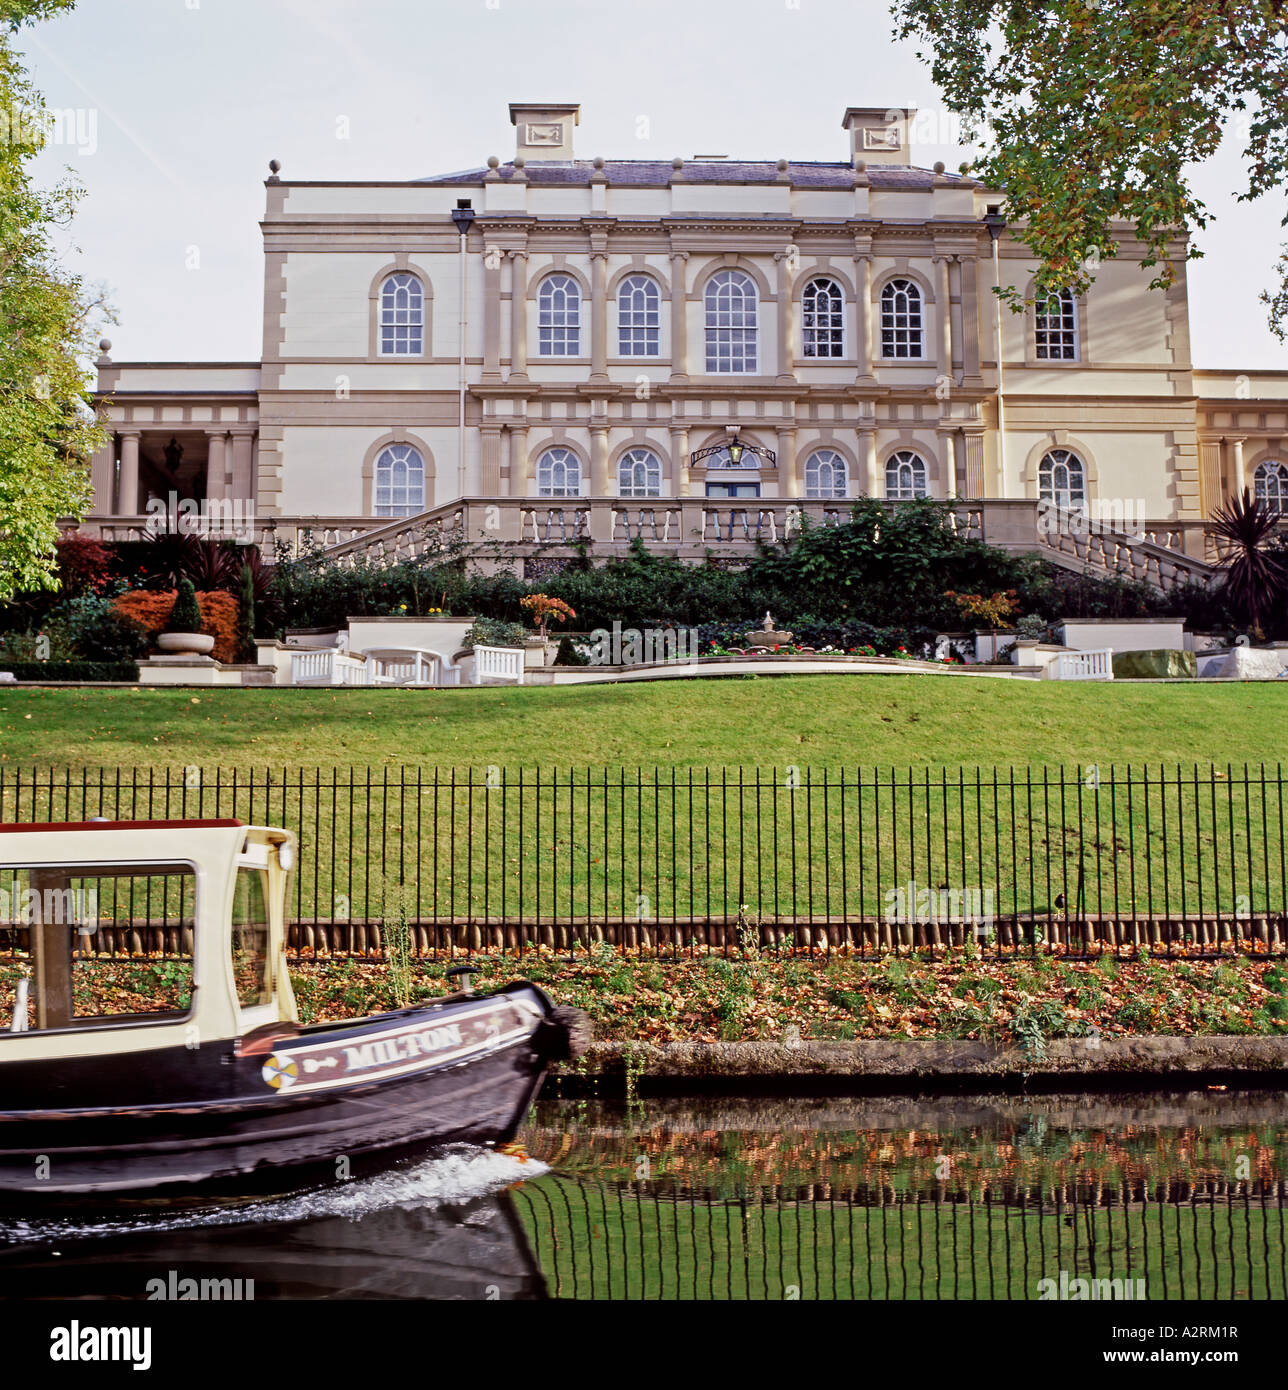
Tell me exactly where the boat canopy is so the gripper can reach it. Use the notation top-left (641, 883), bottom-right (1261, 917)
top-left (0, 820), bottom-right (297, 1060)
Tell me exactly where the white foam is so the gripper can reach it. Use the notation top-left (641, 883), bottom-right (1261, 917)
top-left (1, 1145), bottom-right (547, 1245)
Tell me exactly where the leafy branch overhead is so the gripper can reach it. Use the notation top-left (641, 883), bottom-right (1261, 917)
top-left (892, 0), bottom-right (1288, 331)
top-left (0, 0), bottom-right (112, 600)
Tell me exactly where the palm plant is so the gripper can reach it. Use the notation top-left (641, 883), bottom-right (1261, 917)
top-left (1210, 488), bottom-right (1288, 639)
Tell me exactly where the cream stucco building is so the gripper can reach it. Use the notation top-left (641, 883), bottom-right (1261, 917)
top-left (88, 100), bottom-right (1288, 577)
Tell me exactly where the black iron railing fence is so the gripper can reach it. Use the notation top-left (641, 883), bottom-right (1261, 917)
top-left (1, 763), bottom-right (1285, 958)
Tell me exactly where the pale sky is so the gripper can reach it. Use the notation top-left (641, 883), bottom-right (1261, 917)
top-left (18, 0), bottom-right (1288, 370)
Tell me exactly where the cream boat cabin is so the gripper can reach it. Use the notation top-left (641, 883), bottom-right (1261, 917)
top-left (0, 819), bottom-right (587, 1195)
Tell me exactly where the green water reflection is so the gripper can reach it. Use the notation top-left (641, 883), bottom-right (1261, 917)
top-left (516, 1093), bottom-right (1288, 1300)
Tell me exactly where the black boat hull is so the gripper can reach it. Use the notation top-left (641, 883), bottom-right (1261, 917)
top-left (0, 984), bottom-right (571, 1195)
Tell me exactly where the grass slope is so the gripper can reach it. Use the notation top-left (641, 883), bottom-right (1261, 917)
top-left (0, 676), bottom-right (1285, 771)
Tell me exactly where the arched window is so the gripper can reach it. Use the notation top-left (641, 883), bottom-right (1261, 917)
top-left (802, 278), bottom-right (845, 358)
top-left (618, 447), bottom-right (662, 497)
top-left (704, 270), bottom-right (758, 373)
top-left (1038, 448), bottom-right (1087, 508)
top-left (617, 275), bottom-right (661, 356)
top-left (373, 443), bottom-right (426, 517)
top-left (880, 279), bottom-right (923, 359)
top-left (885, 450), bottom-right (928, 500)
top-left (1255, 460), bottom-right (1288, 513)
top-left (537, 275), bottom-right (581, 356)
top-left (379, 273), bottom-right (424, 356)
top-left (1035, 288), bottom-right (1079, 361)
top-left (805, 448), bottom-right (848, 498)
top-left (537, 446), bottom-right (582, 497)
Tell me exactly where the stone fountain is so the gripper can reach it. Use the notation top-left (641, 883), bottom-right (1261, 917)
top-left (744, 611), bottom-right (795, 649)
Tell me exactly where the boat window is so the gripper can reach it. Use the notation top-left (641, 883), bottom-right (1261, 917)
top-left (230, 866), bottom-right (274, 1009)
top-left (1, 865), bottom-right (194, 1032)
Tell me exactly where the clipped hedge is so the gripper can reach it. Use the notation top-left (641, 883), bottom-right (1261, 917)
top-left (0, 661), bottom-right (140, 682)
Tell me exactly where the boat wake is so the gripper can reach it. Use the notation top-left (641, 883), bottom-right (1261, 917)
top-left (0, 1144), bottom-right (547, 1246)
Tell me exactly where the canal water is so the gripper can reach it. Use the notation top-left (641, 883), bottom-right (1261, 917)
top-left (1, 1091), bottom-right (1286, 1300)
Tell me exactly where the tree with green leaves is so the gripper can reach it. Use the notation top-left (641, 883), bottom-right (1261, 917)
top-left (0, 0), bottom-right (111, 600)
top-left (892, 0), bottom-right (1288, 332)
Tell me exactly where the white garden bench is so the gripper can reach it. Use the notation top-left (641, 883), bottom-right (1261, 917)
top-left (361, 647), bottom-right (462, 687)
top-left (290, 648), bottom-right (370, 686)
top-left (472, 644), bottom-right (525, 686)
top-left (1049, 648), bottom-right (1114, 681)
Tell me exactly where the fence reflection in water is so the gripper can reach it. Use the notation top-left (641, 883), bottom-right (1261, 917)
top-left (513, 1178), bottom-right (1288, 1300)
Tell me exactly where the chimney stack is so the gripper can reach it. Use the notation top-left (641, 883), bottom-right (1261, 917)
top-left (841, 106), bottom-right (915, 166)
top-left (509, 102), bottom-right (580, 162)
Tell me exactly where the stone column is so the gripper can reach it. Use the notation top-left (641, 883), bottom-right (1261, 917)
top-left (670, 425), bottom-right (690, 495)
top-left (963, 428), bottom-right (987, 498)
top-left (590, 249), bottom-right (609, 382)
top-left (1227, 436), bottom-right (1246, 497)
top-left (116, 430), bottom-right (141, 515)
top-left (775, 252), bottom-right (796, 383)
top-left (479, 425), bottom-right (502, 494)
top-left (229, 427), bottom-right (256, 501)
top-left (90, 439), bottom-right (115, 514)
top-left (935, 256), bottom-right (953, 380)
top-left (206, 431), bottom-right (228, 503)
top-left (669, 251), bottom-right (689, 381)
top-left (511, 421), bottom-right (530, 495)
top-left (959, 253), bottom-right (984, 385)
top-left (590, 425), bottom-right (611, 496)
top-left (853, 248), bottom-right (874, 380)
top-left (857, 427), bottom-right (877, 496)
top-left (508, 250), bottom-right (528, 381)
top-left (483, 246), bottom-right (503, 382)
top-left (1199, 438), bottom-right (1224, 515)
top-left (776, 426), bottom-right (799, 498)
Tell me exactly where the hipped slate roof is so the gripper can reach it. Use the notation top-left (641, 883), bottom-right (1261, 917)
top-left (416, 160), bottom-right (971, 189)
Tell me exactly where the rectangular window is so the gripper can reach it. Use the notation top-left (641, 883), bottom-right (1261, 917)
top-left (230, 866), bottom-right (273, 1010)
top-left (0, 865), bottom-right (195, 1032)
top-left (1035, 295), bottom-right (1078, 360)
top-left (705, 327), bottom-right (757, 374)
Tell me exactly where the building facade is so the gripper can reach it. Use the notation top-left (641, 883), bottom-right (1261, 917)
top-left (88, 100), bottom-right (1288, 565)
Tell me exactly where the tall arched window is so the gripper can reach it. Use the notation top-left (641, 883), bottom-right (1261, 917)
top-left (537, 446), bottom-right (582, 496)
top-left (373, 443), bottom-right (426, 517)
top-left (802, 278), bottom-right (845, 358)
top-left (537, 275), bottom-right (581, 356)
top-left (617, 275), bottom-right (661, 356)
top-left (379, 273), bottom-right (424, 356)
top-left (880, 279), bottom-right (923, 359)
top-left (618, 447), bottom-right (662, 497)
top-left (1255, 460), bottom-right (1288, 513)
top-left (1039, 448), bottom-right (1087, 508)
top-left (704, 270), bottom-right (758, 373)
top-left (805, 449), bottom-right (848, 498)
top-left (1035, 288), bottom-right (1079, 360)
top-left (885, 450), bottom-right (928, 500)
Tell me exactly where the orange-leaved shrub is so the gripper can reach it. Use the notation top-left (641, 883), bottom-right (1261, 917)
top-left (112, 589), bottom-right (241, 664)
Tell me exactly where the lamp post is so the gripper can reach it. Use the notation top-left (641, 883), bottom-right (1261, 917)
top-left (983, 205), bottom-right (1008, 498)
top-left (451, 201), bottom-right (476, 500)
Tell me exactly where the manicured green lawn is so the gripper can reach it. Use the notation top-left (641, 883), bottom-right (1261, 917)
top-left (1, 676), bottom-right (1285, 771)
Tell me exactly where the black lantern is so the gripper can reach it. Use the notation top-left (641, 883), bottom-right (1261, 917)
top-left (163, 436), bottom-right (183, 475)
top-left (726, 433), bottom-right (745, 467)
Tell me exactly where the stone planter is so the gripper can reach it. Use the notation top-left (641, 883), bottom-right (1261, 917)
top-left (156, 632), bottom-right (215, 657)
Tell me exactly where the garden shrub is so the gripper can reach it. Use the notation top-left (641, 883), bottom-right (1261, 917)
top-left (113, 587), bottom-right (241, 663)
top-left (0, 661), bottom-right (139, 682)
top-left (166, 579), bottom-right (202, 634)
top-left (463, 617), bottom-right (526, 649)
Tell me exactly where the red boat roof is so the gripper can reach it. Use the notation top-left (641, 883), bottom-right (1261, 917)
top-left (0, 818), bottom-right (245, 833)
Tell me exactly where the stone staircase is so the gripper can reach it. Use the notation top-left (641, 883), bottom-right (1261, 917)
top-left (299, 496), bottom-right (1222, 594)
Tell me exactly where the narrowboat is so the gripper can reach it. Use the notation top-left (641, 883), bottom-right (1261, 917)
top-left (0, 819), bottom-right (589, 1195)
